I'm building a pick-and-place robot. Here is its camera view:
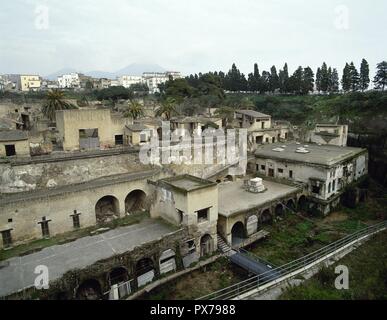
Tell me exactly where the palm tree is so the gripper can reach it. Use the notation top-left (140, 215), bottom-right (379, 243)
top-left (215, 106), bottom-right (235, 128)
top-left (41, 90), bottom-right (77, 122)
top-left (124, 100), bottom-right (144, 120)
top-left (155, 97), bottom-right (179, 120)
top-left (239, 97), bottom-right (255, 110)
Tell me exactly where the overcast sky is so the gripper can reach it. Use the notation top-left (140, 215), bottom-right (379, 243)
top-left (0, 0), bottom-right (386, 77)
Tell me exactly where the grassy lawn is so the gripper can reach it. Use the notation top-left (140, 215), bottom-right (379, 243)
top-left (0, 212), bottom-right (149, 262)
top-left (280, 230), bottom-right (387, 300)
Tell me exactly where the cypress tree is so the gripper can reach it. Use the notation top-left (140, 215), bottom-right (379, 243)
top-left (359, 58), bottom-right (370, 91)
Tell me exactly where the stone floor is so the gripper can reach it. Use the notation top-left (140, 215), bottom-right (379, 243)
top-left (0, 219), bottom-right (175, 298)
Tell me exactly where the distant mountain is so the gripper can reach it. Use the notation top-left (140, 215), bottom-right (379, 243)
top-left (45, 68), bottom-right (78, 80)
top-left (45, 63), bottom-right (167, 80)
top-left (115, 63), bottom-right (166, 77)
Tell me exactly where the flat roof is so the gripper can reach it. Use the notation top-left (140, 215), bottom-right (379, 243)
top-left (0, 219), bottom-right (176, 298)
top-left (255, 142), bottom-right (367, 167)
top-left (0, 130), bottom-right (28, 142)
top-left (236, 110), bottom-right (271, 118)
top-left (158, 174), bottom-right (217, 193)
top-left (218, 179), bottom-right (299, 217)
top-left (125, 124), bottom-right (149, 132)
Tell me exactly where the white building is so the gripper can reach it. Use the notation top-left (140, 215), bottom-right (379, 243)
top-left (234, 110), bottom-right (290, 151)
top-left (143, 71), bottom-right (182, 94)
top-left (58, 73), bottom-right (81, 89)
top-left (0, 76), bottom-right (5, 91)
top-left (119, 76), bottom-right (144, 88)
top-left (255, 142), bottom-right (368, 214)
top-left (110, 79), bottom-right (120, 87)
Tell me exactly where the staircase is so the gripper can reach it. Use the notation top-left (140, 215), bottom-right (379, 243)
top-left (217, 234), bottom-right (236, 257)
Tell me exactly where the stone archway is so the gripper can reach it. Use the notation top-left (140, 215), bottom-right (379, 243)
top-left (298, 195), bottom-right (308, 212)
top-left (260, 209), bottom-right (273, 225)
top-left (231, 222), bottom-right (245, 247)
top-left (109, 267), bottom-right (129, 286)
top-left (286, 199), bottom-right (296, 212)
top-left (225, 175), bottom-right (233, 182)
top-left (125, 190), bottom-right (147, 214)
top-left (275, 204), bottom-right (284, 217)
top-left (159, 249), bottom-right (177, 274)
top-left (76, 279), bottom-right (102, 300)
top-left (246, 215), bottom-right (258, 236)
top-left (95, 196), bottom-right (120, 224)
top-left (136, 258), bottom-right (155, 288)
top-left (108, 267), bottom-right (131, 300)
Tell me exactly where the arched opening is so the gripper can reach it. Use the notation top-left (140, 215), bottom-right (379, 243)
top-left (231, 222), bottom-right (245, 247)
top-left (125, 190), bottom-right (147, 214)
top-left (298, 195), bottom-right (308, 212)
top-left (76, 279), bottom-right (102, 300)
top-left (136, 258), bottom-right (155, 288)
top-left (109, 267), bottom-right (129, 286)
top-left (95, 196), bottom-right (120, 224)
top-left (157, 128), bottom-right (162, 141)
top-left (216, 179), bottom-right (222, 184)
top-left (286, 199), bottom-right (296, 212)
top-left (108, 267), bottom-right (131, 300)
top-left (159, 249), bottom-right (177, 275)
top-left (275, 204), bottom-right (284, 217)
top-left (200, 234), bottom-right (213, 257)
top-left (260, 209), bottom-right (273, 225)
top-left (225, 175), bottom-right (233, 182)
top-left (246, 215), bottom-right (258, 236)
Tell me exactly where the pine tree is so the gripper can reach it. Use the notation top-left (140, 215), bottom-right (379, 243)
top-left (279, 63), bottom-right (289, 93)
top-left (320, 62), bottom-right (329, 93)
top-left (247, 73), bottom-right (255, 92)
top-left (289, 66), bottom-right (303, 94)
top-left (301, 67), bottom-right (315, 94)
top-left (359, 59), bottom-right (370, 91)
top-left (253, 63), bottom-right (261, 92)
top-left (327, 67), bottom-right (333, 92)
top-left (316, 68), bottom-right (322, 93)
top-left (260, 71), bottom-right (271, 94)
top-left (373, 61), bottom-right (387, 91)
top-left (269, 66), bottom-right (279, 93)
top-left (341, 63), bottom-right (351, 92)
top-left (330, 68), bottom-right (340, 93)
top-left (349, 62), bottom-right (360, 91)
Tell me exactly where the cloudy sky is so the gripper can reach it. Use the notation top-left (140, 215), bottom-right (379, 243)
top-left (0, 0), bottom-right (386, 77)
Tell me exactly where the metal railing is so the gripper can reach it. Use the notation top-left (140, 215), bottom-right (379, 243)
top-left (197, 220), bottom-right (387, 300)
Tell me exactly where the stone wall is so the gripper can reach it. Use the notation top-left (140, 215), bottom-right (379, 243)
top-left (0, 152), bottom-right (150, 193)
top-left (0, 172), bottom-right (156, 248)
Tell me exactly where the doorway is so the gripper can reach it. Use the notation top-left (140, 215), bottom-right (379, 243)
top-left (5, 145), bottom-right (16, 156)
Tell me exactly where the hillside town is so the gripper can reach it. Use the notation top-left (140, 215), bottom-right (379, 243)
top-left (1, 0), bottom-right (386, 307)
top-left (0, 71), bottom-right (183, 94)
